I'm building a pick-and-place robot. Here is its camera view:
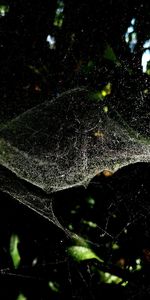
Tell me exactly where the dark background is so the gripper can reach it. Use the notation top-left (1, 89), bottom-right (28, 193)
top-left (0, 1), bottom-right (150, 299)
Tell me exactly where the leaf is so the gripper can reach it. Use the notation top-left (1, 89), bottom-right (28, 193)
top-left (82, 220), bottom-right (97, 228)
top-left (16, 294), bottom-right (27, 300)
top-left (0, 5), bottom-right (9, 16)
top-left (104, 45), bottom-right (121, 66)
top-left (67, 246), bottom-right (104, 263)
top-left (71, 234), bottom-right (89, 247)
top-left (101, 82), bottom-right (111, 96)
top-left (99, 271), bottom-right (123, 285)
top-left (48, 281), bottom-right (60, 293)
top-left (10, 234), bottom-right (21, 269)
top-left (90, 82), bottom-right (112, 103)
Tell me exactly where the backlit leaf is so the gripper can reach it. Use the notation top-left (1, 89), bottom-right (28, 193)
top-left (10, 234), bottom-right (21, 269)
top-left (67, 246), bottom-right (104, 263)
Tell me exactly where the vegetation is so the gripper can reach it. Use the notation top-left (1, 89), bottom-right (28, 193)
top-left (0, 1), bottom-right (149, 299)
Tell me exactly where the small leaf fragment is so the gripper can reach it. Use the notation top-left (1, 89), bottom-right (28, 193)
top-left (82, 220), bottom-right (97, 228)
top-left (71, 234), bottom-right (89, 248)
top-left (10, 234), bottom-right (21, 269)
top-left (100, 271), bottom-right (123, 284)
top-left (48, 281), bottom-right (60, 293)
top-left (104, 44), bottom-right (121, 66)
top-left (16, 293), bottom-right (27, 300)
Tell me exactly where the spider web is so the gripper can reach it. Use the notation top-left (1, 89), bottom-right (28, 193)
top-left (0, 87), bottom-right (149, 232)
top-left (0, 88), bottom-right (149, 299)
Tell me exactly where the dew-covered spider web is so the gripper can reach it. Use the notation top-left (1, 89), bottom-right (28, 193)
top-left (0, 87), bottom-right (149, 299)
top-left (0, 87), bottom-right (149, 233)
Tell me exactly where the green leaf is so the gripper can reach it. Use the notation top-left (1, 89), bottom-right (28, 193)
top-left (53, 0), bottom-right (64, 28)
top-left (48, 281), bottom-right (60, 293)
top-left (90, 82), bottom-right (112, 102)
top-left (100, 271), bottom-right (123, 284)
top-left (71, 233), bottom-right (91, 248)
top-left (104, 45), bottom-right (121, 66)
top-left (86, 196), bottom-right (95, 207)
top-left (16, 293), bottom-right (27, 300)
top-left (90, 91), bottom-right (103, 101)
top-left (10, 234), bottom-right (21, 269)
top-left (67, 246), bottom-right (104, 263)
top-left (82, 220), bottom-right (97, 228)
top-left (0, 5), bottom-right (9, 17)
